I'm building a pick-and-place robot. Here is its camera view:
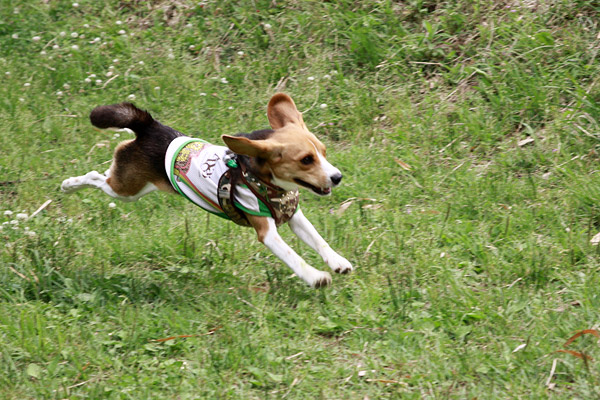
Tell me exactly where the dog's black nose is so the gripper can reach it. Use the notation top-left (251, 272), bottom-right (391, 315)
top-left (331, 173), bottom-right (342, 185)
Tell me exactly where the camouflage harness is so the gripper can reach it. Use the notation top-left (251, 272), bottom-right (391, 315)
top-left (217, 154), bottom-right (299, 227)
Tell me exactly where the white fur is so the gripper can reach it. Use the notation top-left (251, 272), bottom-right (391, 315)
top-left (316, 150), bottom-right (341, 186)
top-left (261, 217), bottom-right (332, 287)
top-left (269, 170), bottom-right (299, 191)
top-left (61, 170), bottom-right (157, 202)
top-left (288, 209), bottom-right (352, 274)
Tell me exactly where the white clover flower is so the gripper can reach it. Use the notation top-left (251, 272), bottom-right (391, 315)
top-left (24, 82), bottom-right (31, 87)
top-left (189, 45), bottom-right (196, 50)
top-left (72, 2), bottom-right (79, 7)
top-left (32, 36), bottom-right (41, 42)
top-left (95, 79), bottom-right (102, 85)
top-left (154, 86), bottom-right (160, 91)
top-left (71, 32), bottom-right (78, 38)
top-left (199, 92), bottom-right (206, 96)
top-left (60, 31), bottom-right (66, 37)
top-left (84, 77), bottom-right (91, 83)
top-left (5, 71), bottom-right (10, 76)
top-left (320, 103), bottom-right (328, 109)
top-left (323, 74), bottom-right (331, 79)
top-left (113, 58), bottom-right (119, 63)
top-left (11, 33), bottom-right (19, 39)
top-left (40, 50), bottom-right (47, 55)
top-left (10, 220), bottom-right (19, 225)
top-left (264, 23), bottom-right (272, 29)
top-left (185, 23), bottom-right (193, 28)
top-left (167, 53), bottom-right (175, 59)
top-left (307, 76), bottom-right (315, 81)
top-left (52, 44), bottom-right (59, 49)
top-left (84, 23), bottom-right (90, 28)
top-left (89, 73), bottom-right (97, 78)
top-left (127, 94), bottom-right (136, 100)
top-left (13, 8), bottom-right (19, 14)
top-left (71, 44), bottom-right (79, 50)
top-left (19, 98), bottom-right (25, 102)
top-left (63, 83), bottom-right (70, 89)
top-left (16, 213), bottom-right (28, 219)
top-left (108, 202), bottom-right (116, 208)
top-left (113, 133), bottom-right (120, 139)
top-left (4, 210), bottom-right (13, 216)
top-left (138, 61), bottom-right (144, 65)
top-left (237, 51), bottom-right (244, 56)
top-left (25, 230), bottom-right (37, 237)
top-left (56, 90), bottom-right (63, 96)
top-left (109, 65), bottom-right (115, 70)
top-left (220, 77), bottom-right (229, 84)
top-left (118, 30), bottom-right (126, 35)
top-left (106, 71), bottom-right (113, 77)
top-left (116, 20), bottom-right (123, 25)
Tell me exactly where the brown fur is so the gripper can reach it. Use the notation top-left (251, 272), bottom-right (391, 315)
top-left (222, 94), bottom-right (335, 192)
top-left (101, 93), bottom-right (335, 199)
top-left (106, 139), bottom-right (174, 196)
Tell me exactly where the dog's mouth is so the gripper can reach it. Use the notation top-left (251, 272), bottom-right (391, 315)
top-left (294, 178), bottom-right (331, 196)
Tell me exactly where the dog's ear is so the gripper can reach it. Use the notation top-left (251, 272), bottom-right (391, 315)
top-left (267, 93), bottom-right (307, 130)
top-left (222, 135), bottom-right (281, 160)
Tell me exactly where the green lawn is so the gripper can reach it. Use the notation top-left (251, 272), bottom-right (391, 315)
top-left (2, 0), bottom-right (600, 398)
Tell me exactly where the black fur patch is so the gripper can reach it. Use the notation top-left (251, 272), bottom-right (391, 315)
top-left (90, 102), bottom-right (153, 130)
top-left (236, 129), bottom-right (274, 141)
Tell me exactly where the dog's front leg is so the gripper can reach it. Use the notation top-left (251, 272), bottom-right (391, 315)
top-left (288, 209), bottom-right (353, 274)
top-left (246, 214), bottom-right (332, 288)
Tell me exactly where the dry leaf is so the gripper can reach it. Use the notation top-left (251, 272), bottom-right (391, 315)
top-left (365, 378), bottom-right (402, 384)
top-left (512, 343), bottom-right (527, 353)
top-left (564, 329), bottom-right (600, 347)
top-left (154, 334), bottom-right (198, 342)
top-left (154, 326), bottom-right (221, 342)
top-left (362, 204), bottom-right (382, 210)
top-left (557, 349), bottom-right (593, 360)
top-left (394, 158), bottom-right (412, 171)
top-left (546, 358), bottom-right (558, 388)
top-left (337, 201), bottom-right (354, 215)
top-left (518, 137), bottom-right (535, 147)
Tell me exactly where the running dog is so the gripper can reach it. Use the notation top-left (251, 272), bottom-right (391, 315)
top-left (61, 93), bottom-right (353, 287)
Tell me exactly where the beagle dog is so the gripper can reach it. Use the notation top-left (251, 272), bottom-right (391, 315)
top-left (61, 93), bottom-right (352, 287)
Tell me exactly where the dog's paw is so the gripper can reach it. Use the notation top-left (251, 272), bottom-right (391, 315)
top-left (325, 252), bottom-right (353, 274)
top-left (61, 177), bottom-right (81, 193)
top-left (306, 270), bottom-right (332, 288)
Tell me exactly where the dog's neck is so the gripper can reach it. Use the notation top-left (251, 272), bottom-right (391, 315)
top-left (234, 153), bottom-right (277, 187)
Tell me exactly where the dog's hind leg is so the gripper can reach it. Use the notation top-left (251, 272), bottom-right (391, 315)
top-left (61, 170), bottom-right (158, 202)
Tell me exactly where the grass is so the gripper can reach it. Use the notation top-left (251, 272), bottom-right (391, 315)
top-left (1, 0), bottom-right (600, 398)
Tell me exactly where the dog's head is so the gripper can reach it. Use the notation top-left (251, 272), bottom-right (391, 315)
top-left (222, 93), bottom-right (342, 195)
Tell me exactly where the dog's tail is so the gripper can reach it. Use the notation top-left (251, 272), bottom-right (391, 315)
top-left (90, 102), bottom-right (154, 137)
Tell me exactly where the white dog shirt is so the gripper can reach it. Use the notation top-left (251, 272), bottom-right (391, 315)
top-left (165, 136), bottom-right (299, 225)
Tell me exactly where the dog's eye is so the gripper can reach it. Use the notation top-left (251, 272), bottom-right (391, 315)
top-left (300, 155), bottom-right (314, 165)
